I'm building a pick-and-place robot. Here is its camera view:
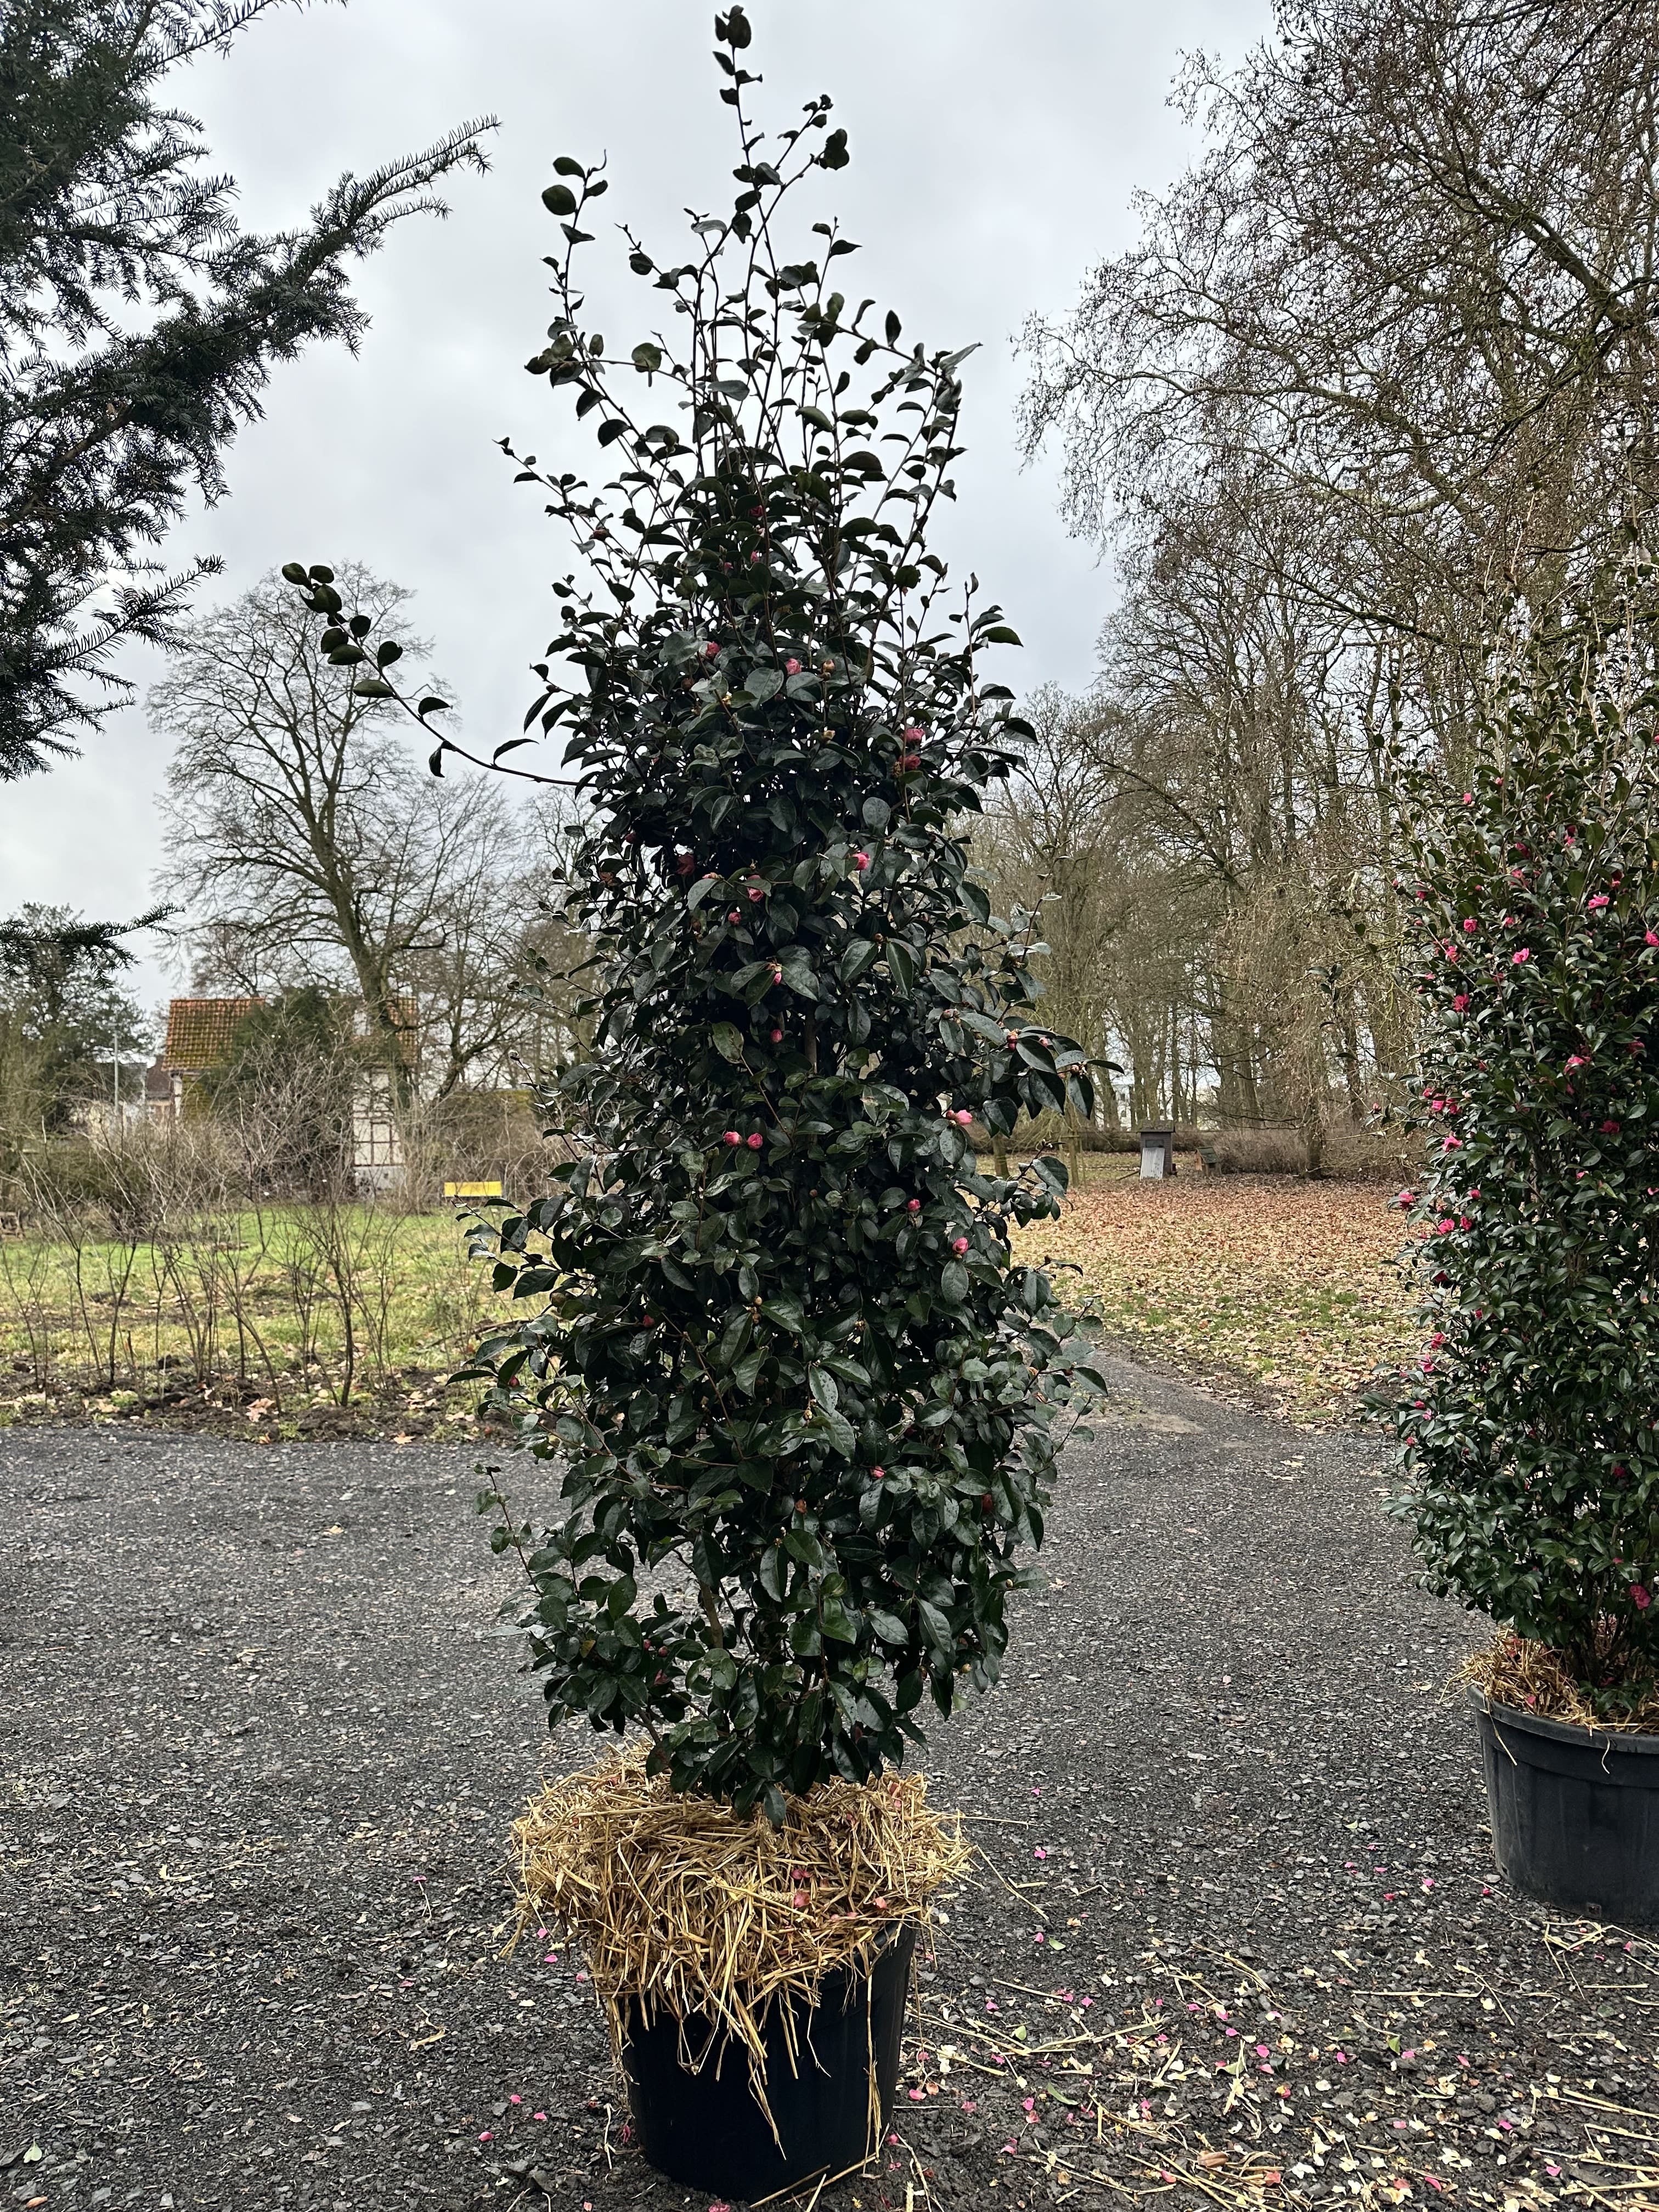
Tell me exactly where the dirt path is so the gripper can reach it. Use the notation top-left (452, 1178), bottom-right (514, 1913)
top-left (2, 1354), bottom-right (1654, 2211)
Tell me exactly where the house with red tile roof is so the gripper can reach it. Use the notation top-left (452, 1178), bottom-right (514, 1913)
top-left (150, 995), bottom-right (417, 1189)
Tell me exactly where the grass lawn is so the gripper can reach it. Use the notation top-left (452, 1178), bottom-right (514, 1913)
top-left (1011, 1154), bottom-right (1417, 1424)
top-left (0, 1161), bottom-right (1417, 1433)
top-left (0, 1204), bottom-right (493, 1433)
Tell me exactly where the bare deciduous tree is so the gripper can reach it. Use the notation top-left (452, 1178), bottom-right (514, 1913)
top-left (151, 568), bottom-right (557, 1098)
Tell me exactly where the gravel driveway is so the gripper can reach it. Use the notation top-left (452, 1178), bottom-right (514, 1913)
top-left (3, 1352), bottom-right (1655, 2212)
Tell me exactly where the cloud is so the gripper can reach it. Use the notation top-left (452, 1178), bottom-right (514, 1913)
top-left (0, 0), bottom-right (1272, 1025)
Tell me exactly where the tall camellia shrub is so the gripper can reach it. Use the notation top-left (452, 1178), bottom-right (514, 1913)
top-left (1392, 588), bottom-right (1659, 1714)
top-left (288, 9), bottom-right (1103, 1821)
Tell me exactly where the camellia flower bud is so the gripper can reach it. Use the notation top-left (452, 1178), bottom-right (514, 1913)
top-left (853, 850), bottom-right (870, 870)
top-left (722, 1131), bottom-right (741, 1146)
top-left (952, 1108), bottom-right (973, 1126)
top-left (704, 640), bottom-right (719, 657)
top-left (785, 657), bottom-right (801, 674)
top-left (906, 1198), bottom-right (921, 1213)
top-left (951, 1237), bottom-right (969, 1254)
top-left (746, 1132), bottom-right (763, 1149)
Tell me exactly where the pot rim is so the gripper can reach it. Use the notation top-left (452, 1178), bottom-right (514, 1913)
top-left (1465, 1684), bottom-right (1659, 1756)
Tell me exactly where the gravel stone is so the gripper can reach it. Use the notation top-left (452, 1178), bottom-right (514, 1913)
top-left (2, 1348), bottom-right (1656, 2209)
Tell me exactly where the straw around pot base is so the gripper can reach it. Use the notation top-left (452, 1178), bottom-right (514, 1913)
top-left (510, 1747), bottom-right (968, 2096)
top-left (1463, 1630), bottom-right (1659, 1733)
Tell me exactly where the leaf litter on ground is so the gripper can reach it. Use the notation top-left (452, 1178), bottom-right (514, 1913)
top-left (1013, 1171), bottom-right (1414, 1427)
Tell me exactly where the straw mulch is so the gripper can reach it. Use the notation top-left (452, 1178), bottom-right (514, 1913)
top-left (1462, 1630), bottom-right (1659, 1733)
top-left (510, 1747), bottom-right (968, 2087)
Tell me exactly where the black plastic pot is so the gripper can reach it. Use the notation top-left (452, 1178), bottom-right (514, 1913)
top-left (1471, 1689), bottom-right (1659, 1926)
top-left (619, 1923), bottom-right (917, 2200)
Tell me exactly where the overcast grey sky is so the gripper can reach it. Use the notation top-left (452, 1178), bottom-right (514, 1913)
top-left (2, 0), bottom-right (1273, 1021)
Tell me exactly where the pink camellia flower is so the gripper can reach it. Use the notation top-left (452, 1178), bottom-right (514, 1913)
top-left (952, 1237), bottom-right (969, 1254)
top-left (1435, 1217), bottom-right (1455, 1234)
top-left (871, 1465), bottom-right (884, 1480)
top-left (704, 640), bottom-right (720, 658)
top-left (906, 1197), bottom-right (921, 1213)
top-left (786, 657), bottom-right (801, 674)
top-left (1442, 1135), bottom-right (1462, 1150)
top-left (1589, 893), bottom-right (1610, 909)
top-left (1397, 1189), bottom-right (1415, 1208)
top-left (727, 908), bottom-right (741, 922)
top-left (1646, 931), bottom-right (1659, 948)
top-left (1452, 994), bottom-right (1469, 1011)
top-left (1601, 1119), bottom-right (1621, 1135)
top-left (1462, 917), bottom-right (1478, 933)
top-left (1566, 1054), bottom-right (1589, 1069)
top-left (1462, 791), bottom-right (1474, 805)
top-left (1512, 947), bottom-right (1531, 963)
top-left (1459, 1215), bottom-right (1471, 1229)
top-left (1429, 1331), bottom-right (1445, 1348)
top-left (746, 1131), bottom-right (763, 1149)
top-left (902, 725), bottom-right (924, 742)
top-left (1632, 1584), bottom-right (1652, 1610)
top-left (748, 885), bottom-right (764, 901)
top-left (953, 1108), bottom-right (973, 1126)
top-left (770, 1027), bottom-right (783, 1043)
top-left (853, 850), bottom-right (870, 871)
top-left (722, 1130), bottom-right (741, 1147)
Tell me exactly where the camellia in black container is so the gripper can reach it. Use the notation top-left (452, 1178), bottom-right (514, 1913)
top-left (286, 8), bottom-right (1104, 2192)
top-left (1390, 578), bottom-right (1659, 1927)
